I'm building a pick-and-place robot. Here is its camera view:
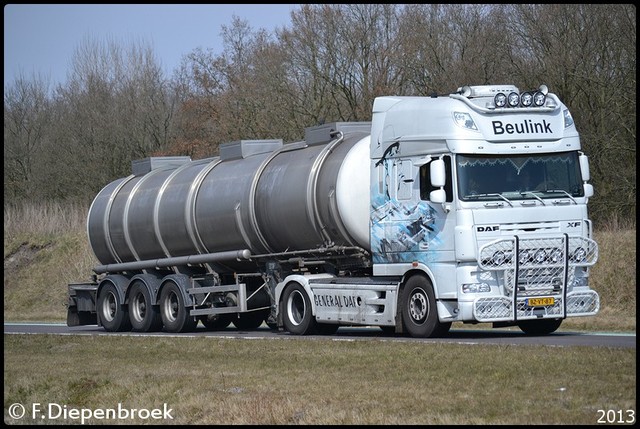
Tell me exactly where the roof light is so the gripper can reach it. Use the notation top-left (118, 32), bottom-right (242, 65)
top-left (507, 92), bottom-right (520, 107)
top-left (533, 91), bottom-right (546, 106)
top-left (494, 93), bottom-right (507, 108)
top-left (520, 91), bottom-right (534, 107)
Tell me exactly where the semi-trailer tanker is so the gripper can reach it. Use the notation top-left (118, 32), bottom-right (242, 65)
top-left (67, 84), bottom-right (600, 337)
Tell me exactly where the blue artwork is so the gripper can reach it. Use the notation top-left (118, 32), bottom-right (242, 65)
top-left (370, 156), bottom-right (442, 264)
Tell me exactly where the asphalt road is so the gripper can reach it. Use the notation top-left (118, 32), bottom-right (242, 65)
top-left (4, 322), bottom-right (636, 349)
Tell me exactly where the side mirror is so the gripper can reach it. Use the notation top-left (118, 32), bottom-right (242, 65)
top-left (430, 159), bottom-right (446, 188)
top-left (430, 189), bottom-right (446, 204)
top-left (583, 183), bottom-right (594, 198)
top-left (579, 153), bottom-right (590, 182)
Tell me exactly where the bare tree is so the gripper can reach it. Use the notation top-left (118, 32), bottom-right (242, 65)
top-left (503, 4), bottom-right (636, 222)
top-left (3, 73), bottom-right (52, 200)
top-left (44, 35), bottom-right (176, 199)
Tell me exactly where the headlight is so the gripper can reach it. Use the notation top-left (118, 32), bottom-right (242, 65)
top-left (462, 283), bottom-right (491, 293)
top-left (494, 93), bottom-right (507, 108)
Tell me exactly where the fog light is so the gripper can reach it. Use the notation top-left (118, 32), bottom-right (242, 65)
top-left (549, 248), bottom-right (563, 263)
top-left (534, 249), bottom-right (547, 264)
top-left (571, 246), bottom-right (587, 263)
top-left (519, 249), bottom-right (532, 265)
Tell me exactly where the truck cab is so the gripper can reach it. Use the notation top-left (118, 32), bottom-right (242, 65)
top-left (365, 84), bottom-right (599, 335)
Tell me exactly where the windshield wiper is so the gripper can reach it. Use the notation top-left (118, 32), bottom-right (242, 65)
top-left (519, 191), bottom-right (547, 206)
top-left (465, 193), bottom-right (513, 207)
top-left (545, 189), bottom-right (578, 205)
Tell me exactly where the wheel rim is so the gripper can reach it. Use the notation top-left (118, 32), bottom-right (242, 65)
top-left (286, 290), bottom-right (305, 326)
top-left (409, 288), bottom-right (428, 323)
top-left (162, 290), bottom-right (179, 323)
top-left (131, 291), bottom-right (146, 323)
top-left (101, 291), bottom-right (117, 323)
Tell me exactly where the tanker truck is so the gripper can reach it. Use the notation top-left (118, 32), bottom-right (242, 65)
top-left (67, 84), bottom-right (600, 337)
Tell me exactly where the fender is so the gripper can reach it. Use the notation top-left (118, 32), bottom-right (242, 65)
top-left (274, 273), bottom-right (335, 321)
top-left (159, 274), bottom-right (196, 307)
top-left (97, 274), bottom-right (130, 305)
top-left (126, 273), bottom-right (163, 305)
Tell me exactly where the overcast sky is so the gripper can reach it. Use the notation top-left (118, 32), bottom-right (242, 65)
top-left (4, 4), bottom-right (297, 88)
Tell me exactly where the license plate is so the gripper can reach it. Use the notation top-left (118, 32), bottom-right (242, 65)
top-left (527, 297), bottom-right (555, 307)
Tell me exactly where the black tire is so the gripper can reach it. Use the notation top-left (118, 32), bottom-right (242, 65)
top-left (200, 314), bottom-right (233, 331)
top-left (282, 283), bottom-right (316, 335)
top-left (159, 281), bottom-right (197, 333)
top-left (97, 283), bottom-right (131, 332)
top-left (315, 322), bottom-right (339, 335)
top-left (380, 326), bottom-right (396, 335)
top-left (232, 309), bottom-right (269, 330)
top-left (517, 319), bottom-right (562, 335)
top-left (400, 275), bottom-right (450, 338)
top-left (128, 281), bottom-right (163, 332)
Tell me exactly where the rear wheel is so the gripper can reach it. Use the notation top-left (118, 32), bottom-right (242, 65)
top-left (200, 314), bottom-right (233, 331)
top-left (159, 281), bottom-right (197, 333)
top-left (401, 275), bottom-right (450, 338)
top-left (128, 281), bottom-right (162, 332)
top-left (97, 283), bottom-right (131, 332)
top-left (517, 319), bottom-right (562, 335)
top-left (282, 283), bottom-right (316, 335)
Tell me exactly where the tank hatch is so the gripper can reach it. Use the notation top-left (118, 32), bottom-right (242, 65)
top-left (131, 156), bottom-right (192, 176)
top-left (304, 122), bottom-right (372, 146)
top-left (219, 139), bottom-right (283, 161)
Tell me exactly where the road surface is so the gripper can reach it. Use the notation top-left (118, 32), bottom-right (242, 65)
top-left (4, 322), bottom-right (635, 348)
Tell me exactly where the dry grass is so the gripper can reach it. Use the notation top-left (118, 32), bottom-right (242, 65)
top-left (3, 334), bottom-right (636, 425)
top-left (3, 202), bottom-right (637, 332)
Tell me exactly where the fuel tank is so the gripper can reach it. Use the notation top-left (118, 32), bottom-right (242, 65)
top-left (87, 123), bottom-right (372, 269)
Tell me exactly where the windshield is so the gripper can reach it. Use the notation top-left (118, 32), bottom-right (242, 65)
top-left (457, 152), bottom-right (584, 201)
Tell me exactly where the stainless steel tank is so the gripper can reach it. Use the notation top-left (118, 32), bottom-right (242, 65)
top-left (87, 123), bottom-right (372, 269)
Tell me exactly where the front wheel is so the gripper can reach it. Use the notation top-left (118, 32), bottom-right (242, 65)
top-left (282, 283), bottom-right (316, 335)
top-left (159, 281), bottom-right (197, 333)
top-left (97, 283), bottom-right (131, 332)
top-left (400, 275), bottom-right (450, 338)
top-left (315, 322), bottom-right (339, 335)
top-left (517, 319), bottom-right (562, 335)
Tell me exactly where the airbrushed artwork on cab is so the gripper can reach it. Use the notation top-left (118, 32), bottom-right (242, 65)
top-left (370, 180), bottom-right (444, 265)
top-left (370, 195), bottom-right (441, 264)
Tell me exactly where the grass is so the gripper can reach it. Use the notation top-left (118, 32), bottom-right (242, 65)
top-left (3, 334), bottom-right (636, 425)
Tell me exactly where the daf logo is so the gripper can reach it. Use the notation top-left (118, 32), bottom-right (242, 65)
top-left (567, 221), bottom-right (581, 228)
top-left (477, 225), bottom-right (500, 232)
